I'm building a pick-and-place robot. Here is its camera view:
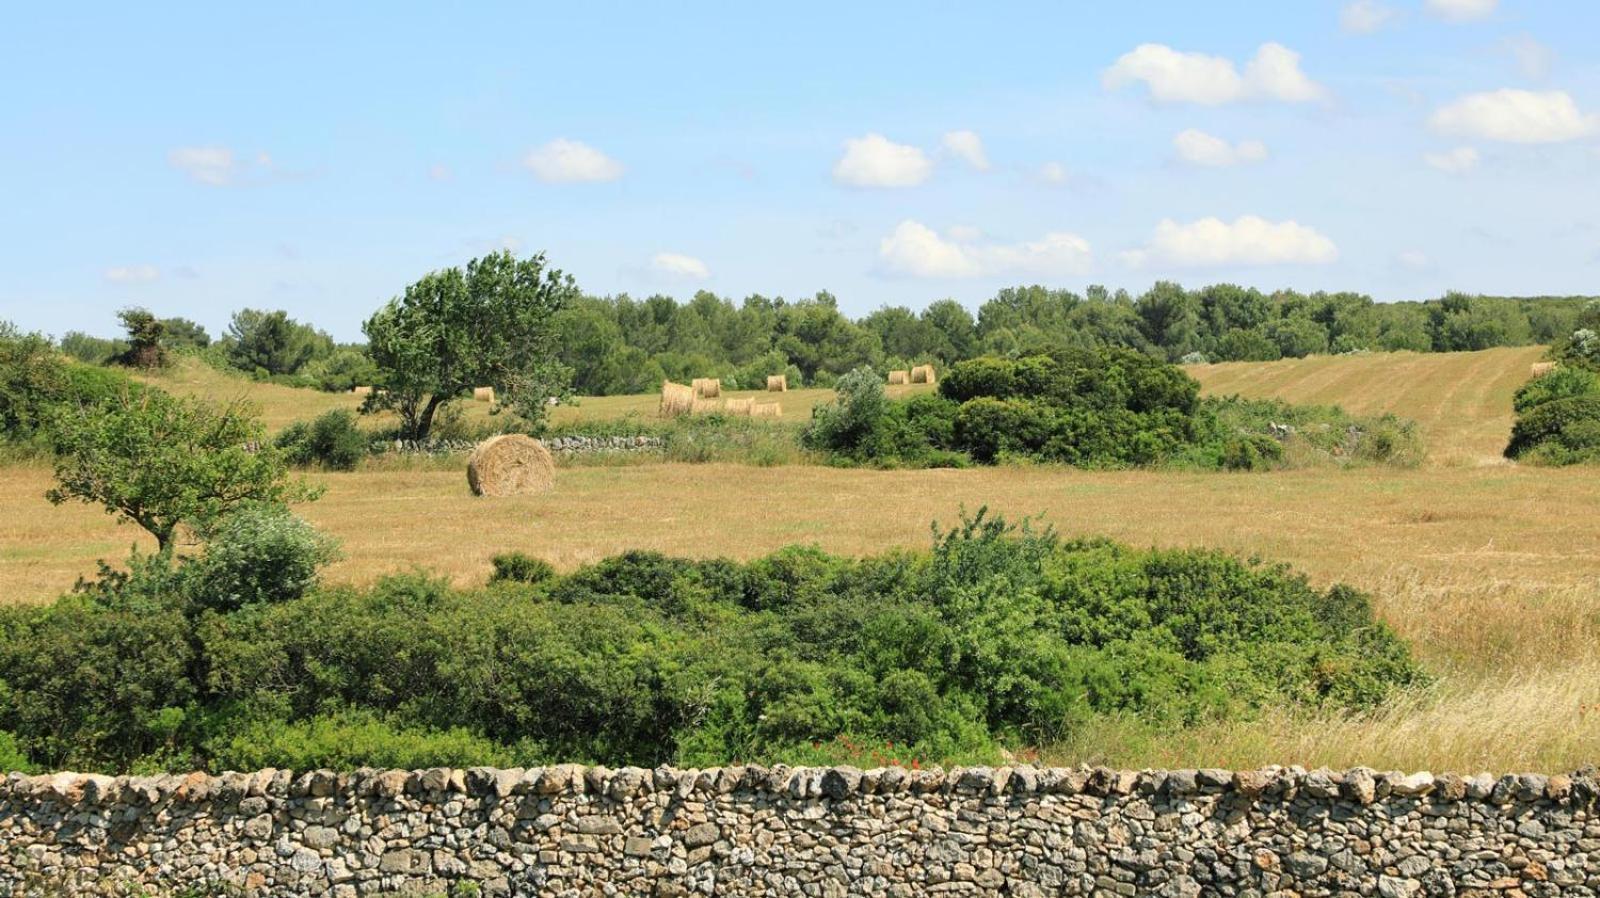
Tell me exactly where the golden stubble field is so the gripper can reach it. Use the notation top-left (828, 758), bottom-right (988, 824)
top-left (5, 344), bottom-right (1597, 771)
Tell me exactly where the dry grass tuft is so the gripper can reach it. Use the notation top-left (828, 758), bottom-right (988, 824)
top-left (466, 435), bottom-right (554, 497)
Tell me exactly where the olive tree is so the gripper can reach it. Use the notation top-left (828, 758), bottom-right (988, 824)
top-left (362, 251), bottom-right (577, 440)
top-left (46, 388), bottom-right (318, 552)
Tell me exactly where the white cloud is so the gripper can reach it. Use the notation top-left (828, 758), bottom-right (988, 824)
top-left (1424, 146), bottom-right (1481, 174)
top-left (1425, 0), bottom-right (1497, 22)
top-left (1503, 35), bottom-right (1556, 80)
top-left (1038, 162), bottom-right (1070, 185)
top-left (832, 133), bottom-right (933, 188)
top-left (1122, 216), bottom-right (1339, 268)
top-left (1103, 42), bottom-right (1325, 105)
top-left (1395, 250), bottom-right (1433, 271)
top-left (169, 146), bottom-right (237, 186)
top-left (1173, 129), bottom-right (1268, 167)
top-left (940, 130), bottom-right (990, 171)
top-left (1341, 1), bottom-right (1396, 34)
top-left (649, 252), bottom-right (710, 280)
top-left (1429, 89), bottom-right (1598, 144)
top-left (878, 220), bottom-right (1093, 279)
top-left (104, 264), bottom-right (160, 283)
top-left (522, 139), bottom-right (624, 183)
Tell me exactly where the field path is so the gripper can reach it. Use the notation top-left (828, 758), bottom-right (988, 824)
top-left (1189, 346), bottom-right (1545, 465)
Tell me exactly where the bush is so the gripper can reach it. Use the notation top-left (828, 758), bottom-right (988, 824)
top-left (1195, 396), bottom-right (1423, 470)
top-left (490, 552), bottom-right (557, 585)
top-left (190, 504), bottom-right (339, 612)
top-left (1513, 366), bottom-right (1600, 413)
top-left (1505, 395), bottom-right (1600, 464)
top-left (0, 731), bottom-right (34, 773)
top-left (0, 511), bottom-right (1421, 772)
top-left (276, 409), bottom-right (368, 470)
top-left (802, 366), bottom-right (890, 460)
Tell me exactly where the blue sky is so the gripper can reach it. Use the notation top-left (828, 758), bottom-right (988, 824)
top-left (3, 0), bottom-right (1599, 341)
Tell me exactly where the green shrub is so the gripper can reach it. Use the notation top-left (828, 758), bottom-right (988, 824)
top-left (1196, 396), bottom-right (1423, 469)
top-left (1506, 394), bottom-right (1600, 464)
top-left (490, 552), bottom-right (557, 585)
top-left (0, 731), bottom-right (34, 774)
top-left (1513, 366), bottom-right (1600, 413)
top-left (205, 709), bottom-right (519, 771)
top-left (802, 366), bottom-right (890, 460)
top-left (275, 409), bottom-right (368, 470)
top-left (190, 504), bottom-right (339, 612)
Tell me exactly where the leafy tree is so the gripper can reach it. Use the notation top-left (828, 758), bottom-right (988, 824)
top-left (160, 317), bottom-right (211, 351)
top-left (363, 251), bottom-right (579, 439)
top-left (114, 307), bottom-right (167, 368)
top-left (59, 331), bottom-right (126, 365)
top-left (226, 308), bottom-right (334, 376)
top-left (46, 388), bottom-right (318, 551)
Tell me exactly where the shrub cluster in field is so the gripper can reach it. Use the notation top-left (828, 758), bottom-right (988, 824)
top-left (0, 509), bottom-right (1420, 774)
top-left (1505, 367), bottom-right (1600, 465)
top-left (803, 351), bottom-right (1421, 471)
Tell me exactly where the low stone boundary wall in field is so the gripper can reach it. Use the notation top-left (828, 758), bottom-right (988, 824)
top-left (375, 435), bottom-right (664, 457)
top-left (2, 764), bottom-right (1597, 896)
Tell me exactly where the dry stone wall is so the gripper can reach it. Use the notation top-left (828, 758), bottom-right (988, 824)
top-left (3, 764), bottom-right (1598, 897)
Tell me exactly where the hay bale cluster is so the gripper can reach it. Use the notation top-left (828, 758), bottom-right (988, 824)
top-left (660, 379), bottom-right (783, 419)
top-left (467, 434), bottom-right (555, 498)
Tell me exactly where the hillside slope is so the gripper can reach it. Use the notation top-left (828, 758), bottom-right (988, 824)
top-left (1190, 346), bottom-right (1545, 465)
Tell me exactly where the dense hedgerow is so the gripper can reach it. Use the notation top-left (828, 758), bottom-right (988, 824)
top-left (0, 510), bottom-right (1421, 773)
top-left (804, 352), bottom-right (1420, 470)
top-left (1505, 363), bottom-right (1600, 465)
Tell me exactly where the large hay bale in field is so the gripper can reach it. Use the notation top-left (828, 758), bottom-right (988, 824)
top-left (766, 374), bottom-right (788, 392)
top-left (472, 386), bottom-right (496, 403)
top-left (725, 397), bottom-right (755, 416)
top-left (690, 398), bottom-right (721, 415)
top-left (660, 381), bottom-right (695, 417)
top-left (351, 385), bottom-right (373, 397)
top-left (692, 378), bottom-right (722, 398)
top-left (752, 402), bottom-right (782, 418)
top-left (1531, 361), bottom-right (1558, 377)
top-left (888, 370), bottom-right (909, 385)
top-left (910, 364), bottom-right (936, 385)
top-left (467, 435), bottom-right (554, 498)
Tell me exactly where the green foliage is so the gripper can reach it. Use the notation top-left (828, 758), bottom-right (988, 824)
top-left (275, 409), bottom-right (368, 470)
top-left (1194, 397), bottom-right (1424, 470)
top-left (224, 308), bottom-right (335, 377)
top-left (490, 552), bottom-right (557, 585)
top-left (58, 330), bottom-right (127, 365)
top-left (205, 709), bottom-right (518, 771)
top-left (0, 730), bottom-right (34, 773)
top-left (159, 317), bottom-right (211, 351)
top-left (1513, 366), bottom-right (1600, 413)
top-left (1506, 395), bottom-right (1600, 465)
top-left (190, 504), bottom-right (340, 613)
top-left (115, 307), bottom-right (168, 369)
top-left (300, 347), bottom-right (379, 392)
top-left (0, 511), bottom-right (1420, 772)
top-left (1426, 292), bottom-right (1534, 352)
top-left (45, 388), bottom-right (319, 550)
top-left (364, 251), bottom-right (578, 439)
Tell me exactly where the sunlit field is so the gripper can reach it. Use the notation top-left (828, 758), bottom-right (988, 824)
top-left (9, 344), bottom-right (1597, 770)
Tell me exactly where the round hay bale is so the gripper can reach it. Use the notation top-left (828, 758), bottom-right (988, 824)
top-left (660, 381), bottom-right (695, 417)
top-left (752, 402), bottom-right (783, 418)
top-left (724, 397), bottom-right (755, 416)
top-left (351, 385), bottom-right (373, 396)
top-left (887, 370), bottom-right (909, 385)
top-left (691, 377), bottom-right (722, 398)
top-left (690, 397), bottom-right (721, 415)
top-left (473, 386), bottom-right (496, 403)
top-left (1530, 361), bottom-right (1558, 377)
top-left (467, 435), bottom-right (554, 497)
top-left (910, 364), bottom-right (937, 385)
top-left (766, 374), bottom-right (788, 392)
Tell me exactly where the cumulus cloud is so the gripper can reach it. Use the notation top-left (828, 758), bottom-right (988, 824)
top-left (1429, 89), bottom-right (1598, 143)
top-left (1173, 129), bottom-right (1268, 167)
top-left (104, 264), bottom-right (160, 283)
top-left (1424, 146), bottom-right (1481, 174)
top-left (878, 220), bottom-right (1092, 279)
top-left (1425, 0), bottom-right (1497, 22)
top-left (522, 139), bottom-right (624, 183)
top-left (1341, 1), bottom-right (1396, 34)
top-left (832, 134), bottom-right (933, 188)
top-left (649, 252), bottom-right (711, 280)
top-left (1103, 42), bottom-right (1325, 105)
top-left (940, 130), bottom-right (990, 171)
top-left (1122, 216), bottom-right (1339, 268)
